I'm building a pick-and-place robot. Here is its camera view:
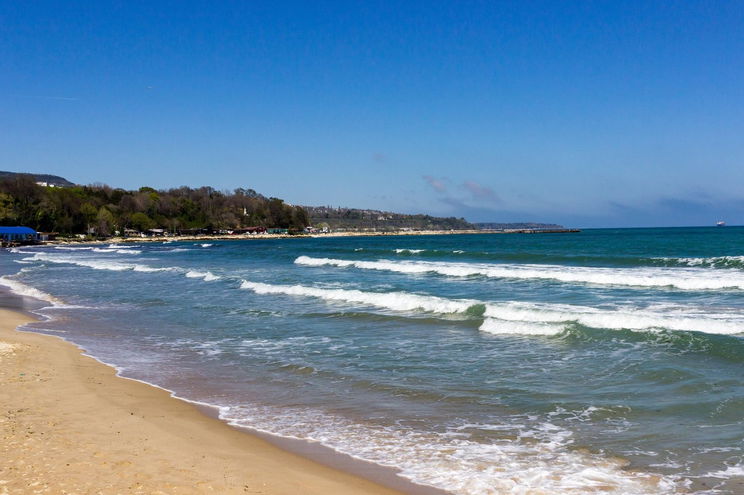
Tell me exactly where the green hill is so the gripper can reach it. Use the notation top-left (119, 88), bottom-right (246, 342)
top-left (0, 170), bottom-right (75, 187)
top-left (304, 206), bottom-right (475, 231)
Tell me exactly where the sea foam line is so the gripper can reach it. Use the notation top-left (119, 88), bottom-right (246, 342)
top-left (23, 252), bottom-right (176, 273)
top-left (481, 302), bottom-right (744, 336)
top-left (654, 255), bottom-right (744, 269)
top-left (240, 280), bottom-right (478, 314)
top-left (239, 280), bottom-right (744, 336)
top-left (20, 252), bottom-right (220, 281)
top-left (295, 256), bottom-right (744, 290)
top-left (218, 403), bottom-right (675, 495)
top-left (185, 270), bottom-right (221, 281)
top-left (0, 275), bottom-right (62, 306)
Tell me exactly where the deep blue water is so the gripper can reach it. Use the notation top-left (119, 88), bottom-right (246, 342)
top-left (2, 227), bottom-right (743, 494)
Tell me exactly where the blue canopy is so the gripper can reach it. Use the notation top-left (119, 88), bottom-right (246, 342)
top-left (0, 226), bottom-right (38, 235)
top-left (0, 226), bottom-right (39, 241)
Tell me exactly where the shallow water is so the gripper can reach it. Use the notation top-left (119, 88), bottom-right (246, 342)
top-left (2, 227), bottom-right (743, 494)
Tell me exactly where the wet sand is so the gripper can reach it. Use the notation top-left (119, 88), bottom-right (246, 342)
top-left (0, 308), bottom-right (413, 494)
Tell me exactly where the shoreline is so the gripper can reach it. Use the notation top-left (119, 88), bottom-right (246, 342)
top-left (28, 227), bottom-right (580, 247)
top-left (0, 307), bottom-right (445, 494)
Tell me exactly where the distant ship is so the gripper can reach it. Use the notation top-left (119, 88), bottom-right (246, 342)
top-left (716, 221), bottom-right (726, 227)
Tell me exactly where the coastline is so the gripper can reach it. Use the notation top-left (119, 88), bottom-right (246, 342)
top-left (0, 308), bottom-right (435, 495)
top-left (32, 227), bottom-right (580, 247)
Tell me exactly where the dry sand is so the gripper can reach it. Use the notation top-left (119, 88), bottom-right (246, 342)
top-left (0, 309), bottom-right (408, 495)
top-left (39, 229), bottom-right (491, 247)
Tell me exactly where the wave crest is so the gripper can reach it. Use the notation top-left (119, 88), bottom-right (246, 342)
top-left (240, 280), bottom-right (479, 314)
top-left (295, 256), bottom-right (744, 290)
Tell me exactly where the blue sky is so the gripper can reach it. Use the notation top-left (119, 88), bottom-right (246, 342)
top-left (2, 1), bottom-right (743, 227)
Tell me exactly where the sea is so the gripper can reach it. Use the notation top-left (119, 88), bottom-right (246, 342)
top-left (1, 227), bottom-right (743, 494)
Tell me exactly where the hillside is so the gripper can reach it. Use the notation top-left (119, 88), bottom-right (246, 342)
top-left (304, 206), bottom-right (475, 231)
top-left (0, 170), bottom-right (75, 187)
top-left (0, 175), bottom-right (308, 236)
top-left (0, 171), bottom-right (564, 236)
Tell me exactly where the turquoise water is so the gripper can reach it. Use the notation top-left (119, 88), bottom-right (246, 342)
top-left (2, 227), bottom-right (744, 494)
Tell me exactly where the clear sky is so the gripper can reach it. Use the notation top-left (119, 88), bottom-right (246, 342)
top-left (2, 1), bottom-right (743, 227)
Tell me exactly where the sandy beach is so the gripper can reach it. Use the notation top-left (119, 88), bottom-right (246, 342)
top-left (35, 229), bottom-right (493, 247)
top-left (0, 308), bottom-right (408, 495)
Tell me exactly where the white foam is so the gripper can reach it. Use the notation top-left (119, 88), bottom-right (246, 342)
top-left (657, 255), bottom-right (744, 268)
top-left (54, 245), bottom-right (94, 251)
top-left (45, 343), bottom-right (672, 495)
top-left (185, 270), bottom-right (220, 281)
top-left (0, 276), bottom-right (62, 306)
top-left (295, 256), bottom-right (744, 290)
top-left (218, 404), bottom-right (676, 495)
top-left (479, 318), bottom-right (564, 335)
top-left (240, 279), bottom-right (744, 336)
top-left (200, 243), bottom-right (213, 248)
top-left (23, 252), bottom-right (176, 273)
top-left (480, 302), bottom-right (744, 336)
top-left (240, 280), bottom-right (478, 314)
top-left (394, 248), bottom-right (425, 254)
top-left (704, 464), bottom-right (744, 478)
top-left (92, 247), bottom-right (142, 254)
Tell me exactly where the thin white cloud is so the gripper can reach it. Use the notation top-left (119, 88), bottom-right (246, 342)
top-left (462, 180), bottom-right (500, 203)
top-left (422, 175), bottom-right (448, 193)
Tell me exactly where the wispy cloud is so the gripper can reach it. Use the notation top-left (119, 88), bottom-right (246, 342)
top-left (422, 175), bottom-right (504, 221)
top-left (462, 180), bottom-right (500, 203)
top-left (372, 153), bottom-right (387, 163)
top-left (422, 175), bottom-right (448, 193)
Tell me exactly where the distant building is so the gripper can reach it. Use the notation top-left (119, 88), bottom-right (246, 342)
top-left (0, 226), bottom-right (39, 245)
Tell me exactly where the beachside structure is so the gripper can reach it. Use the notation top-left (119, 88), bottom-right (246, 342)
top-left (0, 226), bottom-right (39, 246)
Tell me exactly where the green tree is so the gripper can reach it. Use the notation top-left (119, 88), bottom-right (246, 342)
top-left (80, 203), bottom-right (98, 233)
top-left (96, 207), bottom-right (116, 236)
top-left (0, 192), bottom-right (16, 223)
top-left (130, 212), bottom-right (154, 232)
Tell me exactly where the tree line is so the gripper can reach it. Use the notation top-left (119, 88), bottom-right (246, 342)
top-left (0, 175), bottom-right (310, 236)
top-left (303, 206), bottom-right (475, 231)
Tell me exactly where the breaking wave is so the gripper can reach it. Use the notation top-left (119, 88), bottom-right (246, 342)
top-left (480, 302), bottom-right (744, 336)
top-left (0, 275), bottom-right (62, 306)
top-left (240, 280), bottom-right (480, 314)
top-left (239, 280), bottom-right (744, 336)
top-left (22, 252), bottom-right (177, 273)
top-left (54, 246), bottom-right (94, 251)
top-left (295, 256), bottom-right (744, 290)
top-left (185, 270), bottom-right (221, 281)
top-left (653, 255), bottom-right (744, 269)
top-left (20, 252), bottom-right (223, 284)
top-left (92, 247), bottom-right (142, 254)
